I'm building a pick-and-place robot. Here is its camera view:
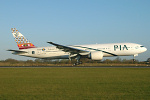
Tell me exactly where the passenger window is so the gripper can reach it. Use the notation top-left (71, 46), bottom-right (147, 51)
top-left (32, 51), bottom-right (35, 54)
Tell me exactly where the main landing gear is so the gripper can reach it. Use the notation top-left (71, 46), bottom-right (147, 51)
top-left (73, 55), bottom-right (82, 66)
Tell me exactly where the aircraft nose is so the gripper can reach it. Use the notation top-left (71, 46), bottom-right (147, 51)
top-left (144, 47), bottom-right (147, 52)
top-left (142, 47), bottom-right (147, 52)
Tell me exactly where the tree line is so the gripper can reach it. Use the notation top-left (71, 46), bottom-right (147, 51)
top-left (1, 57), bottom-right (149, 64)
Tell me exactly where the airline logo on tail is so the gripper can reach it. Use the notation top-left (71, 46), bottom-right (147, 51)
top-left (11, 28), bottom-right (36, 49)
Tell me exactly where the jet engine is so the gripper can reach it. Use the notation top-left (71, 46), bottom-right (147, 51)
top-left (88, 51), bottom-right (103, 60)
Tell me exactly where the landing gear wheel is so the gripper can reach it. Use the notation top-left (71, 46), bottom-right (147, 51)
top-left (79, 61), bottom-right (82, 64)
top-left (72, 61), bottom-right (82, 66)
top-left (73, 63), bottom-right (77, 66)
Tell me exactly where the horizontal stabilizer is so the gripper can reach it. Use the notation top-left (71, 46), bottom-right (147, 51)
top-left (7, 49), bottom-right (27, 53)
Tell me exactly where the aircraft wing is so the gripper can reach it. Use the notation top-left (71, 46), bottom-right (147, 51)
top-left (47, 42), bottom-right (89, 55)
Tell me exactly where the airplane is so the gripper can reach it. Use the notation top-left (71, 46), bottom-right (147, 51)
top-left (8, 28), bottom-right (147, 65)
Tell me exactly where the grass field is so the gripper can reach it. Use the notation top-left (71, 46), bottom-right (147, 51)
top-left (0, 68), bottom-right (150, 100)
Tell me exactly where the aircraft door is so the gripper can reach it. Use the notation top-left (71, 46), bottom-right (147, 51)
top-left (37, 50), bottom-right (41, 55)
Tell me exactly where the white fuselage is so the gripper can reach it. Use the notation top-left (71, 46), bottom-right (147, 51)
top-left (16, 43), bottom-right (147, 59)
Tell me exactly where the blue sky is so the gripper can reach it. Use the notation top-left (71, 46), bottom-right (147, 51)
top-left (0, 0), bottom-right (150, 61)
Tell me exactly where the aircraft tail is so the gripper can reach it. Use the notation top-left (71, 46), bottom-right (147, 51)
top-left (11, 28), bottom-right (36, 49)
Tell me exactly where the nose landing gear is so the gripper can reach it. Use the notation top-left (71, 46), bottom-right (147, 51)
top-left (133, 54), bottom-right (138, 62)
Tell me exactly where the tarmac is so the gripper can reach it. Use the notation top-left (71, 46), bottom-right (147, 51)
top-left (0, 66), bottom-right (150, 68)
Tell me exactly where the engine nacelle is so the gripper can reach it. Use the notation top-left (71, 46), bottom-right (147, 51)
top-left (88, 51), bottom-right (103, 60)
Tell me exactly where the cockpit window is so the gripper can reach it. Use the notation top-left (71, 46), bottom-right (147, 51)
top-left (140, 46), bottom-right (144, 47)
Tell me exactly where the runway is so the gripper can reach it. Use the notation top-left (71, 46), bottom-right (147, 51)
top-left (0, 66), bottom-right (150, 68)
